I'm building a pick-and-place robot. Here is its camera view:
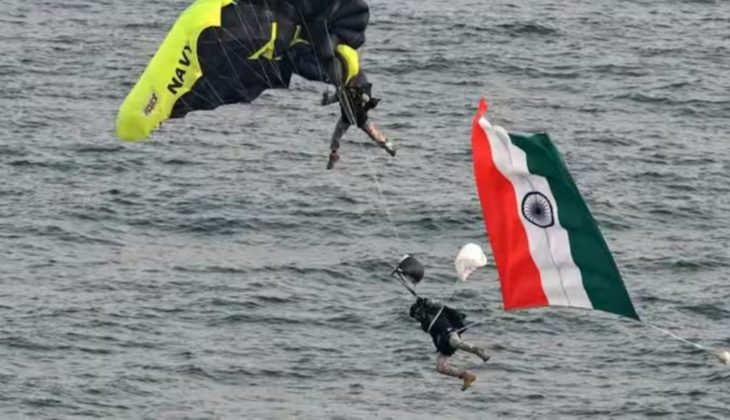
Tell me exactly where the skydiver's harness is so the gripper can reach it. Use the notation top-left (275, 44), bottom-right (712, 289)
top-left (412, 299), bottom-right (466, 357)
top-left (322, 79), bottom-right (395, 169)
top-left (322, 83), bottom-right (380, 128)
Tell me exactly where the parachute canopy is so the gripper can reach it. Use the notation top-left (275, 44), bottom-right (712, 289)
top-left (454, 243), bottom-right (488, 282)
top-left (116, 0), bottom-right (369, 141)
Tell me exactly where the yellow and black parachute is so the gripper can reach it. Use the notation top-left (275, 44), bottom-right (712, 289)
top-left (116, 0), bottom-right (369, 141)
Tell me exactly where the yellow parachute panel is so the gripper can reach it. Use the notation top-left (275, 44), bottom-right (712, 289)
top-left (116, 0), bottom-right (234, 141)
top-left (335, 44), bottom-right (360, 84)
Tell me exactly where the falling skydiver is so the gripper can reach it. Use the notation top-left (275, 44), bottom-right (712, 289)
top-left (392, 254), bottom-right (490, 392)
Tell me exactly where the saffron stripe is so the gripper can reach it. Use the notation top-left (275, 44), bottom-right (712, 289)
top-left (471, 101), bottom-right (548, 310)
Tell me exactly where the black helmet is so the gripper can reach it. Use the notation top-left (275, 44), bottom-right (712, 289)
top-left (409, 299), bottom-right (426, 320)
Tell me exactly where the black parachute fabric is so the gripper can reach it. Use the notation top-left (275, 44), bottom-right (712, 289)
top-left (116, 0), bottom-right (370, 141)
top-left (392, 255), bottom-right (425, 285)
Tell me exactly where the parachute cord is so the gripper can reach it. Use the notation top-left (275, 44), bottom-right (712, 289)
top-left (345, 87), bottom-right (408, 286)
top-left (359, 145), bottom-right (401, 244)
top-left (615, 319), bottom-right (729, 365)
top-left (643, 323), bottom-right (712, 353)
top-left (296, 8), bottom-right (330, 94)
top-left (234, 1), bottom-right (283, 86)
top-left (319, 22), bottom-right (405, 271)
top-left (320, 22), bottom-right (402, 246)
top-left (394, 272), bottom-right (419, 298)
top-left (426, 280), bottom-right (460, 334)
top-left (451, 283), bottom-right (500, 334)
top-left (454, 316), bottom-right (490, 334)
top-left (321, 20), bottom-right (357, 125)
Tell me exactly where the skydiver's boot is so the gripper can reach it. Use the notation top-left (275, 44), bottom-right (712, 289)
top-left (462, 372), bottom-right (477, 391)
top-left (474, 347), bottom-right (491, 364)
top-left (363, 122), bottom-right (396, 157)
top-left (327, 151), bottom-right (340, 170)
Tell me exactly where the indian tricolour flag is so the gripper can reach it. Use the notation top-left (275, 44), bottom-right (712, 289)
top-left (471, 98), bottom-right (639, 320)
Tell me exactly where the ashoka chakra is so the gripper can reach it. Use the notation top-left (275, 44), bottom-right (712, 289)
top-left (521, 192), bottom-right (555, 228)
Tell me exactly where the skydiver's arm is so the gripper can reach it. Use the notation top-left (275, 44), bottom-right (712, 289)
top-left (361, 121), bottom-right (396, 157)
top-left (361, 121), bottom-right (383, 141)
top-left (321, 91), bottom-right (340, 106)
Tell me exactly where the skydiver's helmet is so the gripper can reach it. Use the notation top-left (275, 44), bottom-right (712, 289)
top-left (409, 299), bottom-right (427, 321)
top-left (391, 254), bottom-right (425, 285)
top-left (347, 71), bottom-right (372, 96)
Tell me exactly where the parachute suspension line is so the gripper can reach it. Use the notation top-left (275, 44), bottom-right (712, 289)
top-left (454, 318), bottom-right (488, 334)
top-left (448, 285), bottom-right (501, 334)
top-left (230, 6), bottom-right (279, 87)
top-left (210, 32), bottom-right (246, 102)
top-left (256, 0), bottom-right (289, 84)
top-left (455, 291), bottom-right (500, 333)
top-left (325, 21), bottom-right (353, 120)
top-left (241, 1), bottom-right (284, 84)
top-left (426, 280), bottom-right (460, 334)
top-left (298, 8), bottom-right (331, 96)
top-left (321, 22), bottom-right (402, 247)
top-left (176, 92), bottom-right (217, 116)
top-left (394, 272), bottom-right (419, 298)
top-left (361, 146), bottom-right (401, 244)
top-left (202, 77), bottom-right (225, 106)
top-left (229, 6), bottom-right (267, 83)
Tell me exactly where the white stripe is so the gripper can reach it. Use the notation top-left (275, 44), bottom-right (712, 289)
top-left (479, 117), bottom-right (592, 309)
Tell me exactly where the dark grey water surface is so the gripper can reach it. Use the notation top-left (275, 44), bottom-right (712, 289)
top-left (1, 0), bottom-right (729, 418)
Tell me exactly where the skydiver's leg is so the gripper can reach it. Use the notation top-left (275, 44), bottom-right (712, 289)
top-left (448, 332), bottom-right (490, 363)
top-left (437, 354), bottom-right (477, 391)
top-left (327, 117), bottom-right (350, 170)
top-left (360, 121), bottom-right (396, 157)
top-left (436, 354), bottom-right (466, 378)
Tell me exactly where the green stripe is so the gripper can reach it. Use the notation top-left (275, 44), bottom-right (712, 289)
top-left (509, 132), bottom-right (639, 320)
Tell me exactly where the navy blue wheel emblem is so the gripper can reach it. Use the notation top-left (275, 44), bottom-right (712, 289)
top-left (521, 192), bottom-right (555, 228)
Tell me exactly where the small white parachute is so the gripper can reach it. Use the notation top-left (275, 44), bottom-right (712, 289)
top-left (454, 243), bottom-right (488, 282)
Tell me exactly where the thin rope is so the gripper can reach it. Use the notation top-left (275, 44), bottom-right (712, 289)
top-left (625, 319), bottom-right (728, 364)
top-left (319, 22), bottom-right (403, 247)
top-left (426, 280), bottom-right (460, 334)
top-left (455, 315), bottom-right (490, 334)
top-left (359, 145), bottom-right (402, 245)
top-left (645, 323), bottom-right (708, 352)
